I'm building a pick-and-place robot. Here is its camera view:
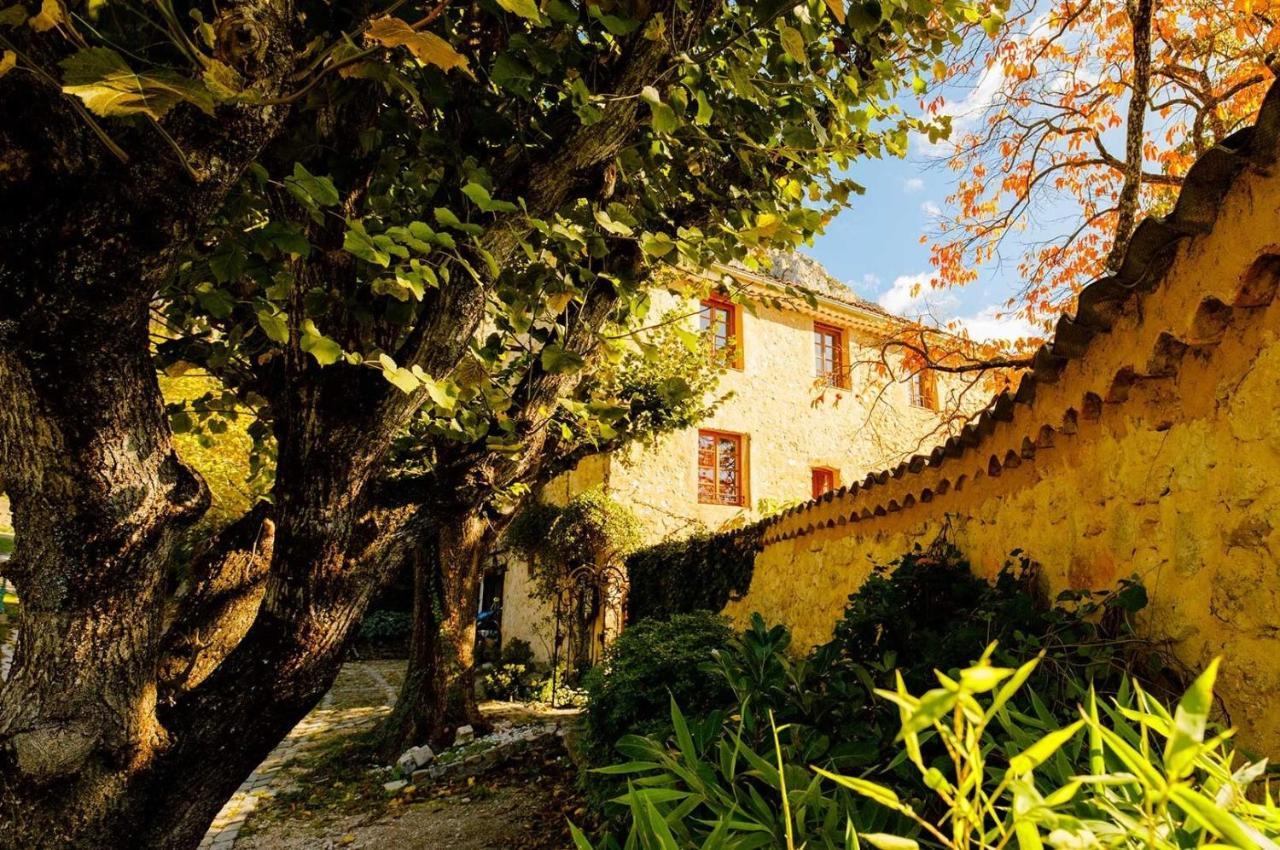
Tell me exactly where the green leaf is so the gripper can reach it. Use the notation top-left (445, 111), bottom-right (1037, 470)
top-left (0, 5), bottom-right (29, 27)
top-left (640, 232), bottom-right (676, 258)
top-left (594, 208), bottom-right (634, 236)
top-left (378, 353), bottom-right (420, 394)
top-left (694, 90), bottom-right (713, 126)
top-left (496, 0), bottom-right (545, 25)
top-left (813, 767), bottom-right (906, 813)
top-left (60, 47), bottom-right (213, 119)
top-left (958, 662), bottom-right (1013, 694)
top-left (195, 284), bottom-right (235, 319)
top-left (1092, 723), bottom-right (1167, 792)
top-left (1164, 657), bottom-right (1219, 778)
top-left (344, 220), bottom-right (391, 267)
top-left (780, 25), bottom-right (807, 64)
top-left (985, 654), bottom-right (1041, 721)
top-left (847, 0), bottom-right (883, 31)
top-left (860, 834), bottom-right (918, 850)
top-left (641, 85), bottom-right (678, 134)
top-left (1006, 720), bottom-right (1084, 777)
top-left (300, 320), bottom-right (343, 366)
top-left (286, 163), bottom-right (341, 207)
top-left (568, 823), bottom-right (595, 850)
top-left (461, 182), bottom-right (518, 214)
top-left (1169, 785), bottom-right (1275, 850)
top-left (255, 306), bottom-right (289, 344)
top-left (980, 10), bottom-right (1005, 37)
top-left (541, 344), bottom-right (585, 374)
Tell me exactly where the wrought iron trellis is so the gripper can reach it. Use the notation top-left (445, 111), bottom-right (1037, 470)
top-left (547, 560), bottom-right (627, 707)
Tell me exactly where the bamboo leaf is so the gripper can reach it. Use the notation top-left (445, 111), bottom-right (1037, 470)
top-left (1006, 720), bottom-right (1085, 777)
top-left (1164, 657), bottom-right (1219, 778)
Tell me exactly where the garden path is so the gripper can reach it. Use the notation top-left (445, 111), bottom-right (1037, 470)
top-left (198, 660), bottom-right (403, 850)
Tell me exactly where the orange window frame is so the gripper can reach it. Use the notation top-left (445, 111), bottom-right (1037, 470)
top-left (909, 369), bottom-right (939, 410)
top-left (811, 467), bottom-right (837, 499)
top-left (813, 322), bottom-right (848, 389)
top-left (697, 429), bottom-right (746, 507)
top-left (699, 297), bottom-right (742, 369)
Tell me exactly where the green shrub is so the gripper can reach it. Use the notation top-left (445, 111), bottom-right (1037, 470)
top-left (792, 544), bottom-right (1166, 772)
top-left (501, 637), bottom-right (535, 666)
top-left (624, 523), bottom-right (764, 623)
top-left (574, 650), bottom-right (1272, 850)
top-left (480, 639), bottom-right (549, 701)
top-left (357, 609), bottom-right (411, 643)
top-left (482, 663), bottom-right (542, 701)
top-left (580, 611), bottom-right (736, 764)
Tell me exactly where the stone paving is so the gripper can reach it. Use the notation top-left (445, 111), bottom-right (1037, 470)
top-left (198, 661), bottom-right (402, 850)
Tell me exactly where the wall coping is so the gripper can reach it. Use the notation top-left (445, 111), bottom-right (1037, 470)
top-left (757, 80), bottom-right (1280, 547)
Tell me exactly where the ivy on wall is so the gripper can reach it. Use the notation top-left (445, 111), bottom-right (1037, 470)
top-left (624, 522), bottom-right (765, 623)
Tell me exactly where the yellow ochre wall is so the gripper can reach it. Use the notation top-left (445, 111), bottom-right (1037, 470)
top-left (726, 114), bottom-right (1280, 755)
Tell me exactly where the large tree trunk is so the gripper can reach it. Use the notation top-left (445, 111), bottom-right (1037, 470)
top-left (0, 294), bottom-right (208, 847)
top-left (0, 4), bottom-right (300, 844)
top-left (378, 543), bottom-right (447, 755)
top-left (381, 513), bottom-right (494, 754)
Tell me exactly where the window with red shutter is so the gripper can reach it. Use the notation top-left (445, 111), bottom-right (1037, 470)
top-left (697, 430), bottom-right (745, 506)
top-left (811, 467), bottom-right (836, 499)
top-left (813, 322), bottom-right (848, 388)
top-left (699, 298), bottom-right (740, 367)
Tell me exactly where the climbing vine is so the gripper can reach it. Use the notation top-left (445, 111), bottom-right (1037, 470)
top-left (624, 522), bottom-right (764, 622)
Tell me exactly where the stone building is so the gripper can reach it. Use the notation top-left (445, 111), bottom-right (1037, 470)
top-left (494, 254), bottom-right (994, 664)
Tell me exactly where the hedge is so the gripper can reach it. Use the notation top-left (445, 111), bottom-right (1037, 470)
top-left (624, 522), bottom-right (764, 622)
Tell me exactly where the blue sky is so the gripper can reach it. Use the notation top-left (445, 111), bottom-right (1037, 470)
top-left (803, 23), bottom-right (1058, 344)
top-left (806, 141), bottom-right (1041, 342)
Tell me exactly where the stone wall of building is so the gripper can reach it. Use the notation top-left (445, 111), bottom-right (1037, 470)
top-left (724, 87), bottom-right (1280, 755)
top-left (499, 275), bottom-right (987, 661)
top-left (605, 289), bottom-right (983, 544)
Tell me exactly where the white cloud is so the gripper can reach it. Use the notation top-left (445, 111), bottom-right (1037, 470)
top-left (920, 200), bottom-right (942, 218)
top-left (903, 177), bottom-right (924, 193)
top-left (877, 273), bottom-right (1038, 344)
top-left (952, 306), bottom-right (1040, 342)
top-left (877, 271), bottom-right (955, 317)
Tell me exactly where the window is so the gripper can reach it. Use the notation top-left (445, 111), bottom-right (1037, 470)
top-left (813, 322), bottom-right (848, 388)
top-left (699, 297), bottom-right (740, 367)
top-left (909, 369), bottom-right (938, 410)
top-left (697, 430), bottom-right (745, 506)
top-left (811, 467), bottom-right (837, 499)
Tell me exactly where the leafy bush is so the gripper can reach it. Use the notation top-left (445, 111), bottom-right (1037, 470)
top-left (357, 609), bottom-right (411, 643)
top-left (818, 651), bottom-right (1274, 850)
top-left (502, 637), bottom-right (535, 666)
top-left (481, 663), bottom-right (541, 701)
top-left (580, 611), bottom-right (736, 764)
top-left (574, 650), bottom-right (1272, 850)
top-left (624, 523), bottom-right (764, 623)
top-left (792, 544), bottom-right (1166, 773)
top-left (480, 639), bottom-right (546, 701)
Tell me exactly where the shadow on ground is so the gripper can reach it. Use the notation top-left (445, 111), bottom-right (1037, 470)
top-left (207, 660), bottom-right (587, 850)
